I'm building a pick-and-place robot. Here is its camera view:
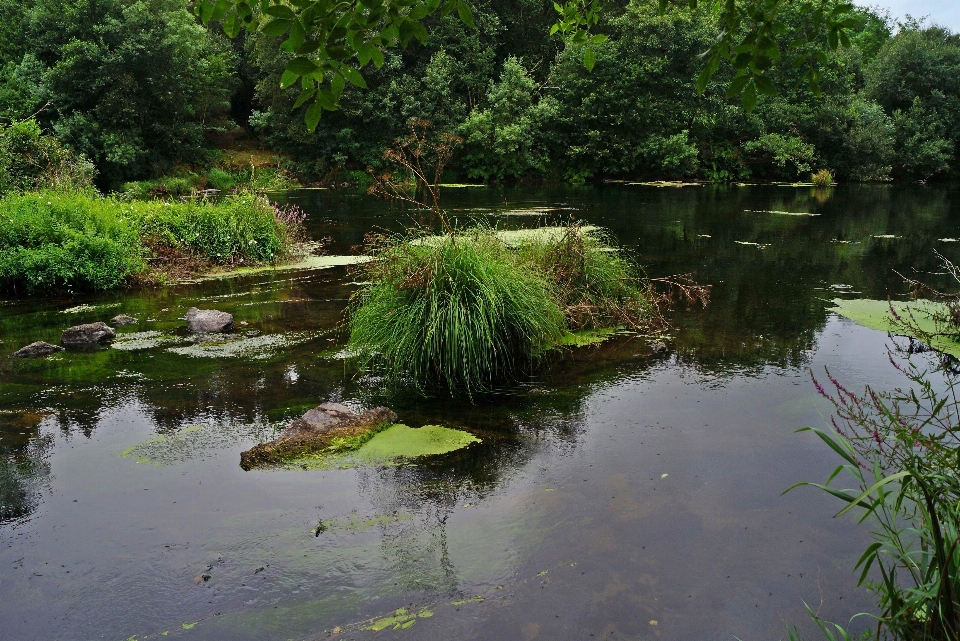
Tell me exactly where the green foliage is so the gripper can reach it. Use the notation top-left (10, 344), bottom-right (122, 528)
top-left (459, 57), bottom-right (558, 181)
top-left (742, 133), bottom-right (816, 178)
top-left (811, 168), bottom-right (834, 187)
top-left (0, 191), bottom-right (296, 294)
top-left (0, 0), bottom-right (236, 186)
top-left (0, 192), bottom-right (145, 293)
top-left (349, 229), bottom-right (566, 397)
top-left (132, 194), bottom-right (289, 265)
top-left (348, 225), bottom-right (664, 396)
top-left (0, 119), bottom-right (95, 194)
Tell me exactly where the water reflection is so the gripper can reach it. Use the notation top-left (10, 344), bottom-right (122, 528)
top-left (0, 184), bottom-right (957, 639)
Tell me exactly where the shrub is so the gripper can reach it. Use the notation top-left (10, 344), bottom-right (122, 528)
top-left (206, 167), bottom-right (238, 191)
top-left (811, 168), bottom-right (834, 187)
top-left (0, 192), bottom-right (145, 293)
top-left (0, 119), bottom-right (95, 194)
top-left (132, 194), bottom-right (291, 265)
top-left (348, 229), bottom-right (566, 397)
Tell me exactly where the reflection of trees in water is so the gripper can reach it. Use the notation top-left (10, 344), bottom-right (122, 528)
top-left (0, 412), bottom-right (53, 524)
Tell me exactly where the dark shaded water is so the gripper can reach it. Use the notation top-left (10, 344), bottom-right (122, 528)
top-left (1, 184), bottom-right (959, 640)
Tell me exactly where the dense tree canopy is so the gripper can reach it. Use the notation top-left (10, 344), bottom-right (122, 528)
top-left (0, 0), bottom-right (958, 187)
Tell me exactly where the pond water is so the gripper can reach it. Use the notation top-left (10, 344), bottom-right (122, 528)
top-left (2, 184), bottom-right (959, 640)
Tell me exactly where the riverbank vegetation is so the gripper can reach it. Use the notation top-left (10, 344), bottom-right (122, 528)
top-left (0, 1), bottom-right (958, 189)
top-left (0, 191), bottom-right (305, 293)
top-left (348, 225), bottom-right (676, 396)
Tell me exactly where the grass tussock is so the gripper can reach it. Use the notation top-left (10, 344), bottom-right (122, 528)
top-left (349, 229), bottom-right (566, 396)
top-left (811, 168), bottom-right (834, 187)
top-left (348, 225), bottom-right (669, 396)
top-left (0, 191), bottom-right (305, 294)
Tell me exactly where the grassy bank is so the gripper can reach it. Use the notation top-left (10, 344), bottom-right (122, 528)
top-left (348, 225), bottom-right (665, 397)
top-left (0, 191), bottom-right (304, 294)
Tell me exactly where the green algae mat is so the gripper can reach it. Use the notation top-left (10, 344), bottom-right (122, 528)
top-left (830, 298), bottom-right (960, 357)
top-left (284, 424), bottom-right (481, 471)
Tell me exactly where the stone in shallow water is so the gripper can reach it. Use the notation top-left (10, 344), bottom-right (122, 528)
top-left (11, 341), bottom-right (64, 358)
top-left (185, 307), bottom-right (233, 333)
top-left (61, 322), bottom-right (115, 347)
top-left (110, 314), bottom-right (138, 326)
top-left (239, 403), bottom-right (398, 470)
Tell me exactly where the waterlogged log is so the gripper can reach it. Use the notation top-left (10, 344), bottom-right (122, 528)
top-left (240, 403), bottom-right (397, 470)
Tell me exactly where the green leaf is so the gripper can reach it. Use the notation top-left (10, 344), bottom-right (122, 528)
top-left (287, 57), bottom-right (319, 74)
top-left (583, 47), bottom-right (596, 72)
top-left (292, 85), bottom-right (316, 109)
top-left (457, 0), bottom-right (476, 29)
top-left (315, 89), bottom-right (338, 111)
top-left (358, 43), bottom-right (375, 66)
top-left (340, 65), bottom-right (367, 88)
top-left (224, 12), bottom-right (241, 37)
top-left (741, 82), bottom-right (757, 112)
top-left (726, 74), bottom-right (750, 98)
top-left (280, 69), bottom-right (300, 89)
top-left (305, 101), bottom-right (322, 132)
top-left (331, 72), bottom-right (345, 99)
top-left (835, 471), bottom-right (912, 517)
top-left (591, 33), bottom-right (608, 44)
top-left (753, 74), bottom-right (776, 96)
top-left (264, 4), bottom-right (296, 19)
top-left (261, 18), bottom-right (292, 36)
top-left (210, 0), bottom-right (232, 22)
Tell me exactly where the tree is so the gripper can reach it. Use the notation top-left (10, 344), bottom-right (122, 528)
top-left (195, 0), bottom-right (860, 131)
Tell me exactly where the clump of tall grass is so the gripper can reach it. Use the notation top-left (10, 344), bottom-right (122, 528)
top-left (348, 229), bottom-right (566, 397)
top-left (515, 225), bottom-right (664, 332)
top-left (348, 225), bottom-right (669, 396)
top-left (811, 169), bottom-right (834, 188)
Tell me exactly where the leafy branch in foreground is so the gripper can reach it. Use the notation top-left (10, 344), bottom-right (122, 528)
top-left (196, 0), bottom-right (860, 129)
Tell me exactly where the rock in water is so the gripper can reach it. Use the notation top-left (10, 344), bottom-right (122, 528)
top-left (185, 308), bottom-right (233, 333)
top-left (240, 403), bottom-right (398, 470)
top-left (111, 314), bottom-right (138, 326)
top-left (11, 341), bottom-right (64, 358)
top-left (61, 322), bottom-right (116, 347)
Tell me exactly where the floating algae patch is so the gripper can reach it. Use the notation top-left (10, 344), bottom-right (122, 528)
top-left (363, 608), bottom-right (434, 632)
top-left (166, 332), bottom-right (317, 360)
top-left (183, 255), bottom-right (370, 283)
top-left (60, 302), bottom-right (122, 314)
top-left (282, 424), bottom-right (480, 471)
top-left (734, 240), bottom-right (771, 248)
top-left (312, 512), bottom-right (413, 535)
top-left (872, 234), bottom-right (900, 240)
top-left (830, 298), bottom-right (960, 358)
top-left (495, 225), bottom-right (598, 246)
top-left (111, 331), bottom-right (186, 351)
top-left (627, 181), bottom-right (701, 187)
top-left (120, 423), bottom-right (272, 466)
top-left (438, 183), bottom-right (486, 188)
top-left (551, 327), bottom-right (622, 349)
top-left (744, 209), bottom-right (819, 217)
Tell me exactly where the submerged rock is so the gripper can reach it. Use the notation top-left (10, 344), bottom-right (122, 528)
top-left (11, 341), bottom-right (64, 358)
top-left (61, 322), bottom-right (116, 347)
top-left (240, 403), bottom-right (397, 470)
top-left (185, 307), bottom-right (233, 333)
top-left (110, 314), bottom-right (138, 326)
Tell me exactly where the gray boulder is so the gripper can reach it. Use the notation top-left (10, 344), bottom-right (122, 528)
top-left (111, 314), bottom-right (138, 326)
top-left (185, 307), bottom-right (233, 333)
top-left (61, 322), bottom-right (116, 347)
top-left (11, 341), bottom-right (64, 358)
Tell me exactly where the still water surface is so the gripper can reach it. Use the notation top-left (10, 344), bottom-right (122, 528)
top-left (2, 185), bottom-right (959, 640)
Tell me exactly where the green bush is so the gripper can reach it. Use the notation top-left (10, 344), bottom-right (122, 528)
top-left (206, 167), bottom-right (238, 191)
top-left (131, 194), bottom-right (289, 265)
top-left (0, 192), bottom-right (145, 293)
top-left (0, 191), bottom-right (297, 293)
top-left (0, 119), bottom-right (95, 194)
top-left (349, 229), bottom-right (566, 396)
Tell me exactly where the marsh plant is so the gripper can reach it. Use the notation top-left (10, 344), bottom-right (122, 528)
top-left (348, 225), bottom-right (683, 397)
top-left (791, 259), bottom-right (960, 639)
top-left (812, 169), bottom-right (835, 188)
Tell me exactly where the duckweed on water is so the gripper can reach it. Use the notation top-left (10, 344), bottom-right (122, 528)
top-left (363, 608), bottom-right (434, 632)
top-left (111, 331), bottom-right (186, 351)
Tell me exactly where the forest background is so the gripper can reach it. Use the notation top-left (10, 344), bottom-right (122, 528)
top-left (1, 0), bottom-right (958, 191)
